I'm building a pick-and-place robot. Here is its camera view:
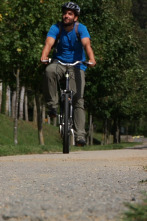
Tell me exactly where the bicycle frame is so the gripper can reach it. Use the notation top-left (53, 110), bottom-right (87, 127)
top-left (58, 65), bottom-right (75, 153)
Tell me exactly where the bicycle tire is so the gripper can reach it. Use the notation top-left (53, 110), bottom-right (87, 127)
top-left (63, 93), bottom-right (70, 154)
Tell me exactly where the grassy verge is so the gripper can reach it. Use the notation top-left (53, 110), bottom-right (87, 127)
top-left (0, 114), bottom-right (62, 146)
top-left (0, 144), bottom-right (63, 156)
top-left (121, 193), bottom-right (147, 221)
top-left (0, 114), bottom-right (62, 156)
top-left (71, 142), bottom-right (141, 152)
top-left (0, 114), bottom-right (143, 156)
top-left (0, 142), bottom-right (140, 156)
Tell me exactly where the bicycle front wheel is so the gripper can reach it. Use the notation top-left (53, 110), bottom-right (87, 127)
top-left (63, 93), bottom-right (70, 154)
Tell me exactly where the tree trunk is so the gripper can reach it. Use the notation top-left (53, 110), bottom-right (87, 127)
top-left (35, 93), bottom-right (44, 145)
top-left (6, 85), bottom-right (11, 116)
top-left (47, 115), bottom-right (51, 124)
top-left (103, 118), bottom-right (107, 145)
top-left (103, 118), bottom-right (111, 145)
top-left (1, 81), bottom-right (6, 114)
top-left (87, 112), bottom-right (93, 145)
top-left (113, 117), bottom-right (120, 144)
top-left (33, 97), bottom-right (37, 123)
top-left (126, 125), bottom-right (129, 142)
top-left (14, 68), bottom-right (20, 145)
top-left (53, 117), bottom-right (57, 126)
top-left (0, 82), bottom-right (2, 113)
top-left (24, 92), bottom-right (29, 122)
top-left (12, 91), bottom-right (16, 118)
top-left (42, 104), bottom-right (45, 123)
top-left (89, 114), bottom-right (93, 145)
top-left (19, 86), bottom-right (25, 120)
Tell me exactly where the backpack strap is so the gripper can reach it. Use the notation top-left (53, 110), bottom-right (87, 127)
top-left (52, 21), bottom-right (80, 51)
top-left (74, 21), bottom-right (80, 41)
top-left (52, 21), bottom-right (62, 50)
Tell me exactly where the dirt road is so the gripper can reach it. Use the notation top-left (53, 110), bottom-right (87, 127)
top-left (0, 149), bottom-right (147, 221)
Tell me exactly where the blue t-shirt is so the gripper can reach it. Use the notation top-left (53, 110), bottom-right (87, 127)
top-left (47, 22), bottom-right (90, 71)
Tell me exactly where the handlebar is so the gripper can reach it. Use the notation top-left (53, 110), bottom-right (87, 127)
top-left (41, 59), bottom-right (93, 66)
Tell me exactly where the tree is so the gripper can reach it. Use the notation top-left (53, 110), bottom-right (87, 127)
top-left (77, 0), bottom-right (146, 143)
top-left (1, 0), bottom-right (146, 145)
top-left (0, 0), bottom-right (65, 144)
top-left (131, 0), bottom-right (147, 135)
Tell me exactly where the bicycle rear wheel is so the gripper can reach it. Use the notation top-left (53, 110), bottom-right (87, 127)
top-left (63, 93), bottom-right (70, 154)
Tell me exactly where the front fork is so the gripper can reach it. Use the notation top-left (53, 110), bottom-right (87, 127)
top-left (58, 90), bottom-right (75, 145)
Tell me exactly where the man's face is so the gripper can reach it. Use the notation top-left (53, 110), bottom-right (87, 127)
top-left (62, 9), bottom-right (78, 26)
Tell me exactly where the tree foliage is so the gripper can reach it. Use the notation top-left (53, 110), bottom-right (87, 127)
top-left (0, 0), bottom-right (65, 87)
top-left (76, 0), bottom-right (146, 122)
top-left (0, 0), bottom-right (147, 141)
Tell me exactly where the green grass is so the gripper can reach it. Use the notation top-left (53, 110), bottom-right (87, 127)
top-left (0, 114), bottom-right (143, 156)
top-left (0, 144), bottom-right (62, 156)
top-left (0, 114), bottom-right (62, 156)
top-left (71, 142), bottom-right (141, 152)
top-left (122, 193), bottom-right (147, 221)
top-left (0, 114), bottom-right (62, 146)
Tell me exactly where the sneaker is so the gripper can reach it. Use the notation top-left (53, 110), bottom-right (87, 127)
top-left (48, 108), bottom-right (57, 118)
top-left (75, 139), bottom-right (86, 147)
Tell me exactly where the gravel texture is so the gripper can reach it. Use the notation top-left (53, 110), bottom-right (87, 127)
top-left (0, 149), bottom-right (147, 221)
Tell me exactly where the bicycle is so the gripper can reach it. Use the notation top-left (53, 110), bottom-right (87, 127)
top-left (42, 59), bottom-right (92, 154)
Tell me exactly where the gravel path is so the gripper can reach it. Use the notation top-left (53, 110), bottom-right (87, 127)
top-left (0, 149), bottom-right (147, 221)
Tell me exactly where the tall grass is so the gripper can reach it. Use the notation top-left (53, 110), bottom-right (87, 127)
top-left (0, 114), bottom-right (141, 156)
top-left (0, 114), bottom-right (62, 155)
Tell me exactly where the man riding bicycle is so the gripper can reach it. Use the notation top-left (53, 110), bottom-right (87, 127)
top-left (41, 2), bottom-right (96, 146)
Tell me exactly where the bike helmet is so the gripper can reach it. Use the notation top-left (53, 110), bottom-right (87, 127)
top-left (62, 2), bottom-right (80, 16)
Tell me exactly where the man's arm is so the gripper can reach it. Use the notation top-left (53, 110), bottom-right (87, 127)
top-left (81, 37), bottom-right (96, 67)
top-left (41, 37), bottom-right (55, 61)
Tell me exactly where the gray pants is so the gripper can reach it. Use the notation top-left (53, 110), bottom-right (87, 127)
top-left (43, 62), bottom-right (86, 140)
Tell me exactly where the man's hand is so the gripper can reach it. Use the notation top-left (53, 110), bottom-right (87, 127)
top-left (41, 56), bottom-right (49, 64)
top-left (81, 38), bottom-right (96, 68)
top-left (88, 59), bottom-right (96, 67)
